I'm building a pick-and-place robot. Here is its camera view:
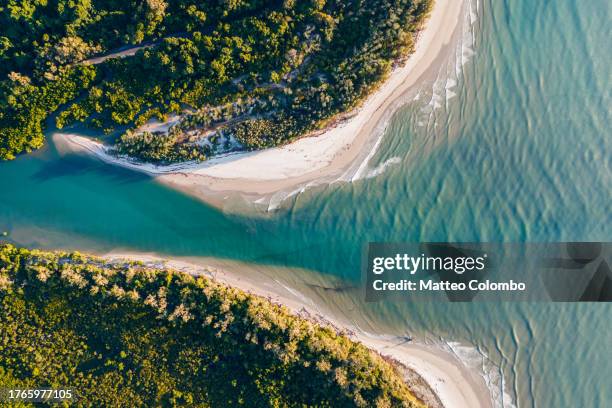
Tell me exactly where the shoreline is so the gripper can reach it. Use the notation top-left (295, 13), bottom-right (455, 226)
top-left (54, 0), bottom-right (466, 209)
top-left (103, 251), bottom-right (494, 408)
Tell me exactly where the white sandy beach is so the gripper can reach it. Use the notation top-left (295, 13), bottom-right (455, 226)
top-left (55, 0), bottom-right (466, 207)
top-left (103, 251), bottom-right (493, 408)
top-left (52, 9), bottom-right (494, 403)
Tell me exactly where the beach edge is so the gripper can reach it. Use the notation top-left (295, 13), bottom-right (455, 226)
top-left (54, 0), bottom-right (465, 209)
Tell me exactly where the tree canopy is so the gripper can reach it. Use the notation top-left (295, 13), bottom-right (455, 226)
top-left (0, 244), bottom-right (427, 407)
top-left (0, 0), bottom-right (432, 162)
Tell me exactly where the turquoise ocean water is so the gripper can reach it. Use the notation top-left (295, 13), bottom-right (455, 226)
top-left (1, 0), bottom-right (610, 406)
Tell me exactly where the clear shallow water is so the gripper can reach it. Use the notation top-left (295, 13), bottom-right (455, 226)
top-left (1, 0), bottom-right (610, 406)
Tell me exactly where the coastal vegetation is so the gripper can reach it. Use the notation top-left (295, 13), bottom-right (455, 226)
top-left (0, 244), bottom-right (427, 407)
top-left (0, 0), bottom-right (432, 163)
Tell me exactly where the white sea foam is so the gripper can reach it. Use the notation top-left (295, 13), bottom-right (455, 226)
top-left (444, 340), bottom-right (517, 408)
top-left (393, 0), bottom-right (480, 156)
top-left (364, 156), bottom-right (402, 179)
top-left (241, 0), bottom-right (483, 210)
top-left (264, 180), bottom-right (317, 211)
top-left (347, 118), bottom-right (391, 182)
top-left (422, 0), bottom-right (478, 116)
top-left (267, 191), bottom-right (288, 212)
top-left (325, 0), bottom-right (483, 186)
top-left (445, 77), bottom-right (458, 102)
top-left (262, 281), bottom-right (507, 408)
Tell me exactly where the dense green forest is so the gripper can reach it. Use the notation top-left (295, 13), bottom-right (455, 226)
top-left (0, 244), bottom-right (427, 407)
top-left (0, 0), bottom-right (432, 163)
